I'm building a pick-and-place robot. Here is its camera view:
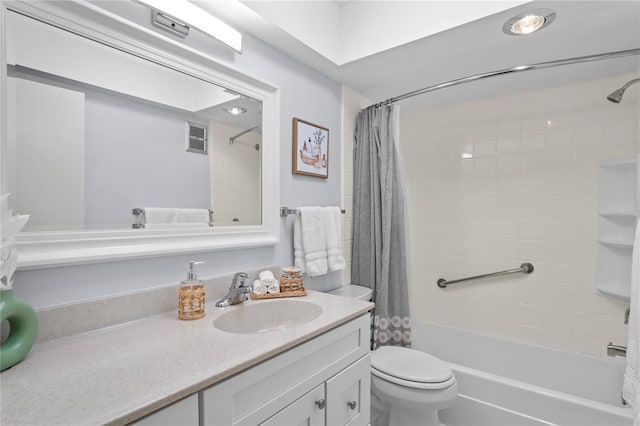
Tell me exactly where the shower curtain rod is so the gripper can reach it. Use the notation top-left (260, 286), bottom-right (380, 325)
top-left (229, 126), bottom-right (260, 144)
top-left (368, 48), bottom-right (640, 109)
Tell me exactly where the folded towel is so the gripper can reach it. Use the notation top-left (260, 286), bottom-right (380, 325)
top-left (144, 208), bottom-right (176, 224)
top-left (143, 208), bottom-right (209, 224)
top-left (175, 208), bottom-right (210, 223)
top-left (252, 279), bottom-right (267, 295)
top-left (623, 217), bottom-right (640, 424)
top-left (267, 279), bottom-right (280, 294)
top-left (299, 207), bottom-right (328, 276)
top-left (323, 206), bottom-right (346, 272)
top-left (144, 223), bottom-right (209, 229)
top-left (293, 217), bottom-right (307, 274)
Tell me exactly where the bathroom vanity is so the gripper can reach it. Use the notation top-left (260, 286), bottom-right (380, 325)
top-left (0, 291), bottom-right (372, 425)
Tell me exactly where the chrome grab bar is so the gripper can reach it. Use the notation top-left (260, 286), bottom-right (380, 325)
top-left (437, 263), bottom-right (534, 288)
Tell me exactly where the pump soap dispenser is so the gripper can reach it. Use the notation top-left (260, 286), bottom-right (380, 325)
top-left (178, 261), bottom-right (206, 320)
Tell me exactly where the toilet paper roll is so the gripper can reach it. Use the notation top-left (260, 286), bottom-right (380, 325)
top-left (258, 270), bottom-right (275, 281)
top-left (252, 279), bottom-right (267, 295)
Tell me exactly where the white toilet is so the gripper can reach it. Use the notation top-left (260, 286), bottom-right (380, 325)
top-left (329, 285), bottom-right (458, 426)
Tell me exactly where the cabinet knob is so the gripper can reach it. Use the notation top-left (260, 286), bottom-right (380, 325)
top-left (347, 400), bottom-right (357, 410)
top-left (315, 399), bottom-right (326, 409)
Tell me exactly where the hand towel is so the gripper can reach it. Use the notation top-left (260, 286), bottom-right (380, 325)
top-left (299, 207), bottom-right (328, 276)
top-left (143, 208), bottom-right (210, 227)
top-left (323, 207), bottom-right (346, 272)
top-left (252, 279), bottom-right (267, 295)
top-left (175, 208), bottom-right (210, 223)
top-left (293, 217), bottom-right (307, 274)
top-left (144, 223), bottom-right (209, 229)
top-left (623, 217), bottom-right (640, 424)
top-left (144, 208), bottom-right (177, 224)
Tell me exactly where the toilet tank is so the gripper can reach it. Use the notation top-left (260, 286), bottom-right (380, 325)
top-left (328, 285), bottom-right (373, 301)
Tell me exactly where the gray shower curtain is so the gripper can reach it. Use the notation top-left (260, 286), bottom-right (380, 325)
top-left (352, 104), bottom-right (411, 349)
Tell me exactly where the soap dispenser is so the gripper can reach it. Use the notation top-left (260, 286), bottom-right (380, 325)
top-left (178, 261), bottom-right (206, 320)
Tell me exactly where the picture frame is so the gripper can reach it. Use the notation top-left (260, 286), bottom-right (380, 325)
top-left (292, 118), bottom-right (329, 178)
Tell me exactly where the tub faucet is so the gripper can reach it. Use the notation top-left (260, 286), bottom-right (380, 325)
top-left (607, 342), bottom-right (627, 358)
top-left (215, 272), bottom-right (252, 307)
top-left (624, 307), bottom-right (630, 325)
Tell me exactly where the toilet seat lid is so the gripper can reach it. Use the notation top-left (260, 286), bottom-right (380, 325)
top-left (371, 346), bottom-right (453, 384)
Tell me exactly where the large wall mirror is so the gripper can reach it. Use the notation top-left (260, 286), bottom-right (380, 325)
top-left (2, 1), bottom-right (280, 268)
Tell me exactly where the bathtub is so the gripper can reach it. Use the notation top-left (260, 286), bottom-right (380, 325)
top-left (411, 321), bottom-right (633, 426)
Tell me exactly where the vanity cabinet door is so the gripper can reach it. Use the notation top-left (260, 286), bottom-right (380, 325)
top-left (326, 354), bottom-right (371, 426)
top-left (259, 384), bottom-right (326, 426)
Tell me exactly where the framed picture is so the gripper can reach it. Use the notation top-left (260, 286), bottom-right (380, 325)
top-left (292, 118), bottom-right (329, 178)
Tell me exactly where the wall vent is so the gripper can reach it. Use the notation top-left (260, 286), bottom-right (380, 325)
top-left (186, 122), bottom-right (208, 155)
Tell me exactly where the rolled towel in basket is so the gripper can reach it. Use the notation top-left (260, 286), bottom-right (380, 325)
top-left (258, 270), bottom-right (275, 281)
top-left (252, 279), bottom-right (267, 295)
top-left (267, 280), bottom-right (280, 294)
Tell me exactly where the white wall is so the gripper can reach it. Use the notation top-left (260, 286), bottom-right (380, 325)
top-left (340, 86), bottom-right (371, 286)
top-left (13, 31), bottom-right (343, 309)
top-left (84, 90), bottom-right (211, 227)
top-left (8, 78), bottom-right (85, 231)
top-left (400, 71), bottom-right (639, 356)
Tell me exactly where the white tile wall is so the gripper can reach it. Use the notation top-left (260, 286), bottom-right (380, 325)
top-left (210, 122), bottom-right (261, 225)
top-left (400, 71), bottom-right (639, 356)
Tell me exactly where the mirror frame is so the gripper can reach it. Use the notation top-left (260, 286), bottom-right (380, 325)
top-left (1, 1), bottom-right (280, 269)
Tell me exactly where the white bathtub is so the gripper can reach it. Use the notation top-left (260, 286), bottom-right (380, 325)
top-left (412, 321), bottom-right (633, 426)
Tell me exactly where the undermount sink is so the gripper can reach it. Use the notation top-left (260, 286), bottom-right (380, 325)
top-left (213, 299), bottom-right (323, 334)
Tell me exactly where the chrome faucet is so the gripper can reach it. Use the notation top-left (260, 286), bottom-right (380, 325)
top-left (607, 342), bottom-right (627, 357)
top-left (215, 272), bottom-right (252, 307)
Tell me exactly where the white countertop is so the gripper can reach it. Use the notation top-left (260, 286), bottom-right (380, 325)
top-left (0, 291), bottom-right (373, 426)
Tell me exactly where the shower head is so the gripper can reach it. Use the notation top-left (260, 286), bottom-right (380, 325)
top-left (607, 78), bottom-right (640, 103)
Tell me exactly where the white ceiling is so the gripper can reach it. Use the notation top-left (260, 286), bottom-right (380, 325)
top-left (196, 0), bottom-right (640, 111)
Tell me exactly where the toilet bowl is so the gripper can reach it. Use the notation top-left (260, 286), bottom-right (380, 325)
top-left (371, 346), bottom-right (458, 426)
top-left (328, 285), bottom-right (458, 426)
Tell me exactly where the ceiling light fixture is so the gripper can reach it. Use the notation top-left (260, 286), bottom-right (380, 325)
top-left (503, 9), bottom-right (556, 35)
top-left (137, 0), bottom-right (242, 52)
top-left (223, 106), bottom-right (247, 115)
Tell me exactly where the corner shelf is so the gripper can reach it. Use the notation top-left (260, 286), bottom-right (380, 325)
top-left (595, 156), bottom-right (639, 303)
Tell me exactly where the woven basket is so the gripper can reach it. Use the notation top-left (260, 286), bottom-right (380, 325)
top-left (250, 271), bottom-right (306, 300)
top-left (250, 288), bottom-right (307, 300)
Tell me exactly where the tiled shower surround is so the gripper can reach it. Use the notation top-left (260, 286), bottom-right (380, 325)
top-left (401, 71), bottom-right (639, 356)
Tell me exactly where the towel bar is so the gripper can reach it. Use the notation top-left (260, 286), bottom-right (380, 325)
top-left (280, 207), bottom-right (346, 217)
top-left (437, 262), bottom-right (534, 288)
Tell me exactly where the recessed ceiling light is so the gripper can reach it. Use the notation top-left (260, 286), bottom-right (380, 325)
top-left (223, 106), bottom-right (247, 115)
top-left (503, 9), bottom-right (556, 35)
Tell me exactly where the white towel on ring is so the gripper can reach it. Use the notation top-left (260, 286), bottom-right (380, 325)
top-left (624, 217), bottom-right (640, 425)
top-left (323, 206), bottom-right (345, 272)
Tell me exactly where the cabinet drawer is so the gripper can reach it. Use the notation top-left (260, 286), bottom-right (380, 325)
top-left (260, 384), bottom-right (326, 426)
top-left (326, 354), bottom-right (371, 426)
